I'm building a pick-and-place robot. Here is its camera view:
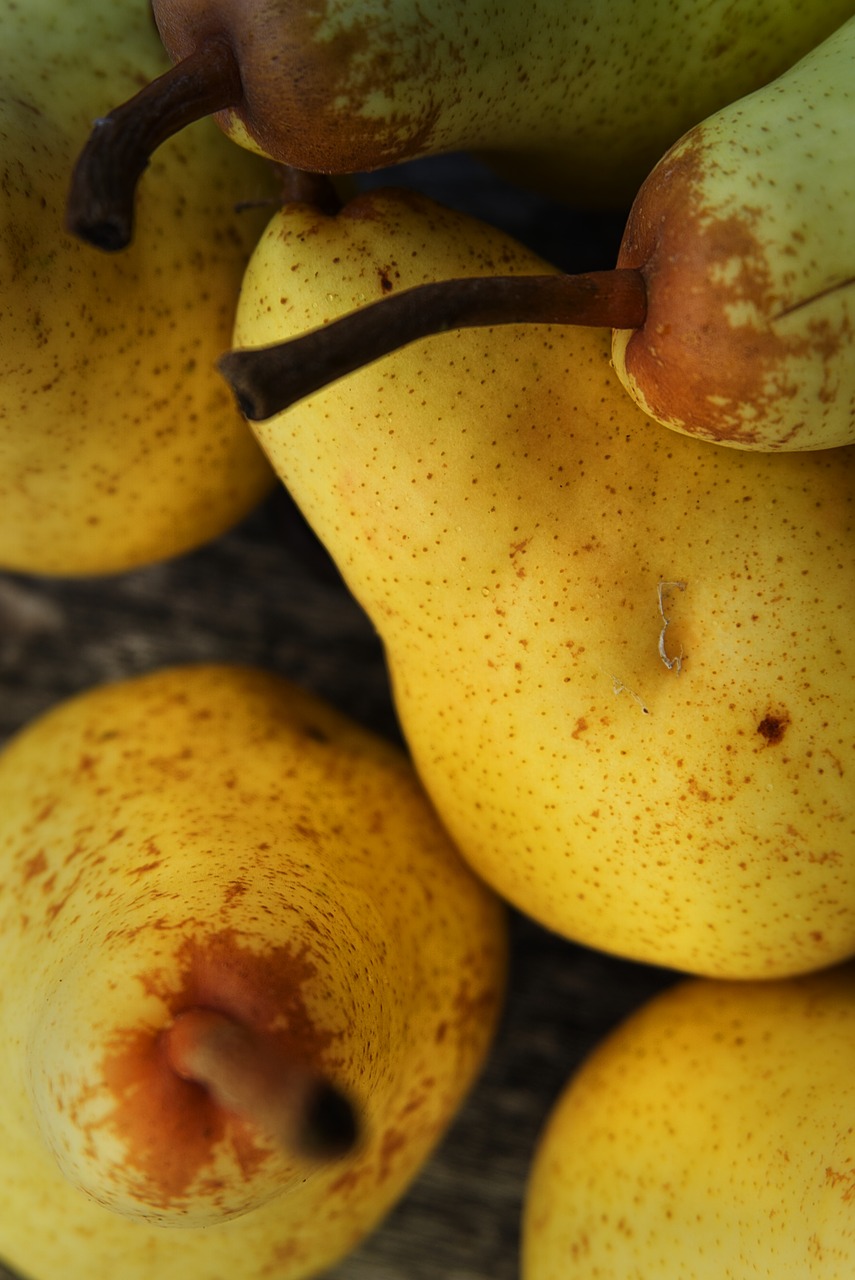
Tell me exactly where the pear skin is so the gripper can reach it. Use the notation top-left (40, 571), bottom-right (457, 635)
top-left (0, 0), bottom-right (276, 576)
top-left (522, 963), bottom-right (855, 1278)
top-left (230, 188), bottom-right (855, 980)
top-left (612, 15), bottom-right (855, 451)
top-left (0, 664), bottom-right (506, 1279)
top-left (154, 0), bottom-right (850, 183)
top-left (73, 0), bottom-right (853, 241)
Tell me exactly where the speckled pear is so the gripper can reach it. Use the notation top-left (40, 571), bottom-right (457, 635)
top-left (0, 664), bottom-right (506, 1280)
top-left (523, 963), bottom-right (855, 1278)
top-left (0, 0), bottom-right (275, 576)
top-left (67, 0), bottom-right (853, 247)
top-left (220, 15), bottom-right (855, 455)
top-left (225, 188), bottom-right (855, 979)
top-left (611, 14), bottom-right (855, 451)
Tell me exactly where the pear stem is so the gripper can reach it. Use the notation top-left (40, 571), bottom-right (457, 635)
top-left (218, 269), bottom-right (647, 421)
top-left (66, 38), bottom-right (243, 251)
top-left (164, 1008), bottom-right (359, 1161)
top-left (274, 166), bottom-right (344, 215)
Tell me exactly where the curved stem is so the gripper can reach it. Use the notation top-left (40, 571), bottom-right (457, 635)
top-left (66, 38), bottom-right (243, 252)
top-left (164, 1008), bottom-right (360, 1161)
top-left (218, 269), bottom-right (647, 421)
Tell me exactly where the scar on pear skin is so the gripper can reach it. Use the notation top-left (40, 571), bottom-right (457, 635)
top-left (657, 580), bottom-right (687, 673)
top-left (757, 712), bottom-right (790, 745)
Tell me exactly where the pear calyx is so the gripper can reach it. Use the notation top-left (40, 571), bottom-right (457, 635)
top-left (218, 268), bottom-right (648, 421)
top-left (165, 1008), bottom-right (360, 1162)
top-left (66, 37), bottom-right (242, 251)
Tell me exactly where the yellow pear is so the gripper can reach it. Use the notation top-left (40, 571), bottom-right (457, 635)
top-left (222, 188), bottom-right (855, 980)
top-left (0, 0), bottom-right (275, 576)
top-left (522, 962), bottom-right (855, 1278)
top-left (0, 663), bottom-right (506, 1279)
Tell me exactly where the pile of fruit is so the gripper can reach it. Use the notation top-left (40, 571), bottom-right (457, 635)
top-left (1, 2), bottom-right (853, 1277)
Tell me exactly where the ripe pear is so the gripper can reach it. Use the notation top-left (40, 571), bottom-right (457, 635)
top-left (522, 962), bottom-right (855, 1278)
top-left (611, 13), bottom-right (855, 452)
top-left (0, 663), bottom-right (506, 1280)
top-left (0, 0), bottom-right (276, 576)
top-left (224, 15), bottom-right (855, 455)
top-left (222, 188), bottom-right (855, 980)
top-left (66, 0), bottom-right (853, 247)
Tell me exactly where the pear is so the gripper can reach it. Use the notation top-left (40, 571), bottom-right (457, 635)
top-left (226, 15), bottom-right (855, 454)
top-left (0, 663), bottom-right (506, 1280)
top-left (611, 13), bottom-right (855, 452)
top-left (0, 0), bottom-right (276, 576)
top-left (66, 0), bottom-right (853, 247)
top-left (221, 188), bottom-right (855, 980)
top-left (522, 962), bottom-right (855, 1278)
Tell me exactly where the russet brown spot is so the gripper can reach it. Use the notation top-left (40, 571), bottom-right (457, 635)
top-left (158, 0), bottom-right (448, 172)
top-left (89, 927), bottom-right (339, 1210)
top-left (377, 1126), bottom-right (407, 1181)
top-left (327, 1164), bottom-right (366, 1195)
top-left (21, 849), bottom-right (48, 882)
top-left (618, 137), bottom-right (843, 447)
top-left (301, 723), bottom-right (330, 744)
top-left (825, 1166), bottom-right (855, 1204)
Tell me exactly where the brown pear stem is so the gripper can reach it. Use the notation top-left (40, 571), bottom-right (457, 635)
top-left (164, 1008), bottom-right (359, 1161)
top-left (273, 166), bottom-right (344, 215)
top-left (66, 38), bottom-right (243, 251)
top-left (218, 269), bottom-right (647, 421)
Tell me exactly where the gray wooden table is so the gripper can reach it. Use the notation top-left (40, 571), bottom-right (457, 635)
top-left (0, 156), bottom-right (677, 1280)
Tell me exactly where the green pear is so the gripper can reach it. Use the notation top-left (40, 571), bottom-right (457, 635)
top-left (611, 13), bottom-right (855, 452)
top-left (222, 188), bottom-right (855, 980)
top-left (67, 0), bottom-right (853, 248)
top-left (0, 0), bottom-right (276, 576)
top-left (522, 962), bottom-right (855, 1278)
top-left (0, 663), bottom-right (506, 1279)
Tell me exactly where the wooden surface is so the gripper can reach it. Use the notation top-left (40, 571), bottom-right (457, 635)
top-left (0, 156), bottom-right (679, 1280)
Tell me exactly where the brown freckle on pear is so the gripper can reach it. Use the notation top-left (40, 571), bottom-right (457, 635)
top-left (327, 1165), bottom-right (366, 1196)
top-left (757, 712), bottom-right (790, 745)
top-left (224, 879), bottom-right (248, 903)
top-left (377, 1128), bottom-right (408, 1181)
top-left (21, 850), bottom-right (48, 882)
top-left (302, 724), bottom-right (330, 744)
